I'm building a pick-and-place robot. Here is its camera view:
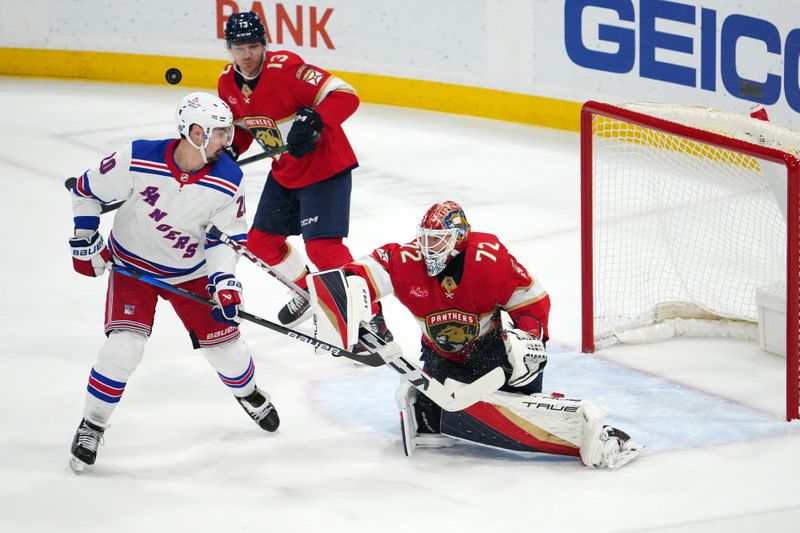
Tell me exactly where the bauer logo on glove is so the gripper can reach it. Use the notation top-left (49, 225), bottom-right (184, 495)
top-left (69, 231), bottom-right (112, 277)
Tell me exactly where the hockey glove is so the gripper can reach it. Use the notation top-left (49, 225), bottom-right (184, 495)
top-left (286, 107), bottom-right (323, 158)
top-left (69, 230), bottom-right (112, 277)
top-left (502, 328), bottom-right (547, 387)
top-left (207, 272), bottom-right (243, 326)
top-left (223, 144), bottom-right (240, 161)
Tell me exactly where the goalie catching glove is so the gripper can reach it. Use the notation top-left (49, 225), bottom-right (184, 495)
top-left (502, 328), bottom-right (547, 387)
top-left (69, 230), bottom-right (112, 277)
top-left (207, 272), bottom-right (243, 326)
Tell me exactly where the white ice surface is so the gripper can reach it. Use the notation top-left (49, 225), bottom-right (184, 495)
top-left (1, 78), bottom-right (799, 533)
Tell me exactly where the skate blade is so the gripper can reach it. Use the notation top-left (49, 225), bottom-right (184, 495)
top-left (399, 415), bottom-right (415, 457)
top-left (69, 456), bottom-right (92, 475)
top-left (606, 444), bottom-right (645, 470)
top-left (414, 434), bottom-right (456, 448)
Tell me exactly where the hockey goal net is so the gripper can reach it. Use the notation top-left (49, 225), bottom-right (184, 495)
top-left (580, 101), bottom-right (800, 421)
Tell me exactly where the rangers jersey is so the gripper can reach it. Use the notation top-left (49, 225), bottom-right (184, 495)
top-left (218, 50), bottom-right (358, 189)
top-left (70, 139), bottom-right (246, 285)
top-left (352, 231), bottom-right (551, 362)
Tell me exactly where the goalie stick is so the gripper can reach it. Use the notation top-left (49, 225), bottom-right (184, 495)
top-left (205, 225), bottom-right (507, 411)
top-left (113, 265), bottom-right (504, 411)
top-left (64, 144), bottom-right (291, 214)
top-left (112, 266), bottom-right (383, 367)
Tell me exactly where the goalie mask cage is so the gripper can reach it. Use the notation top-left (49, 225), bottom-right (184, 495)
top-left (580, 101), bottom-right (800, 421)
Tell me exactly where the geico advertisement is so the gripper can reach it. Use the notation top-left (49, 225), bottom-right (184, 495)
top-left (535, 0), bottom-right (800, 129)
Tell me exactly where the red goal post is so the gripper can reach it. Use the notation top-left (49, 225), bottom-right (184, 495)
top-left (580, 101), bottom-right (800, 421)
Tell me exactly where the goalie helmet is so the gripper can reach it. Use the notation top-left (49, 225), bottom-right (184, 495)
top-left (224, 11), bottom-right (267, 46)
top-left (416, 200), bottom-right (471, 276)
top-left (175, 92), bottom-right (234, 151)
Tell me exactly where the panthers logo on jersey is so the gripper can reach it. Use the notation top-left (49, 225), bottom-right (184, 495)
top-left (241, 115), bottom-right (282, 150)
top-left (425, 309), bottom-right (478, 353)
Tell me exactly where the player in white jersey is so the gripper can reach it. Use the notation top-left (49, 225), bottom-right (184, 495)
top-left (66, 92), bottom-right (280, 474)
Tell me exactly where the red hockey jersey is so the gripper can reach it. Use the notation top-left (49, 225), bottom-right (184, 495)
top-left (351, 231), bottom-right (551, 362)
top-left (218, 50), bottom-right (359, 189)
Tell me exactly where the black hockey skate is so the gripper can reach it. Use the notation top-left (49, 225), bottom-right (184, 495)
top-left (353, 307), bottom-right (394, 354)
top-left (277, 292), bottom-right (311, 327)
top-left (69, 419), bottom-right (105, 474)
top-left (237, 388), bottom-right (280, 432)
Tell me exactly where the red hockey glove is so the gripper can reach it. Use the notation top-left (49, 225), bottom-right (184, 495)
top-left (207, 272), bottom-right (243, 326)
top-left (69, 231), bottom-right (112, 277)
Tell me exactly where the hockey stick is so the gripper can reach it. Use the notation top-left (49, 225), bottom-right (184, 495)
top-left (206, 225), bottom-right (507, 411)
top-left (356, 325), bottom-right (506, 412)
top-left (113, 265), bottom-right (504, 410)
top-left (64, 144), bottom-right (290, 214)
top-left (111, 266), bottom-right (383, 367)
top-left (207, 225), bottom-right (305, 296)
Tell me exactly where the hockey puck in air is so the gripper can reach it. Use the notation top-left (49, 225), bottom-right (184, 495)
top-left (165, 68), bottom-right (183, 85)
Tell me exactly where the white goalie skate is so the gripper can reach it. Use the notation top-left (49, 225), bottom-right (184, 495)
top-left (579, 404), bottom-right (644, 470)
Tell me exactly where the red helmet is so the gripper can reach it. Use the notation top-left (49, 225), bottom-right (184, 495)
top-left (416, 201), bottom-right (470, 276)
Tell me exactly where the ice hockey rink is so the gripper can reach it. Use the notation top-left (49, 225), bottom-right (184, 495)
top-left (1, 77), bottom-right (799, 532)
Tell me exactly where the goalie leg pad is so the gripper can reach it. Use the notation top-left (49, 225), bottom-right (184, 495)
top-left (441, 399), bottom-right (580, 457)
top-left (396, 382), bottom-right (418, 457)
top-left (307, 269), bottom-right (371, 349)
top-left (484, 391), bottom-right (586, 447)
top-left (578, 403), bottom-right (608, 468)
top-left (487, 392), bottom-right (645, 468)
top-left (395, 382), bottom-right (454, 457)
top-left (579, 404), bottom-right (645, 469)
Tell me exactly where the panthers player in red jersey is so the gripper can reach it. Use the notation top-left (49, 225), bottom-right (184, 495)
top-left (217, 11), bottom-right (389, 341)
top-left (347, 200), bottom-right (551, 398)
top-left (333, 201), bottom-right (642, 468)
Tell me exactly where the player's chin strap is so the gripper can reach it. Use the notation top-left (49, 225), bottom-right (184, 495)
top-left (205, 226), bottom-right (506, 411)
top-left (187, 135), bottom-right (210, 164)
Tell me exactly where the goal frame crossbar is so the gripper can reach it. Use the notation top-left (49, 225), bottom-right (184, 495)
top-left (579, 100), bottom-right (800, 421)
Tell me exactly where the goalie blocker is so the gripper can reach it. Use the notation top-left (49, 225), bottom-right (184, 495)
top-left (307, 269), bottom-right (371, 350)
top-left (308, 269), bottom-right (644, 469)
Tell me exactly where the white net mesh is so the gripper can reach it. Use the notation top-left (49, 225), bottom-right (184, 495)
top-left (589, 103), bottom-right (798, 347)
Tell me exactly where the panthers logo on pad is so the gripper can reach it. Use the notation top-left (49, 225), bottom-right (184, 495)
top-left (426, 309), bottom-right (478, 353)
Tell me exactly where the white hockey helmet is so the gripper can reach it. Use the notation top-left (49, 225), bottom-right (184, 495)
top-left (175, 92), bottom-right (234, 151)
